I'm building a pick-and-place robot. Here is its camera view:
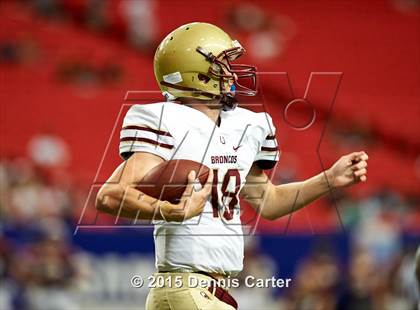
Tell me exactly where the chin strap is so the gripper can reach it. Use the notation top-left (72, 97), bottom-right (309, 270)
top-left (160, 81), bottom-right (218, 100)
top-left (160, 80), bottom-right (237, 110)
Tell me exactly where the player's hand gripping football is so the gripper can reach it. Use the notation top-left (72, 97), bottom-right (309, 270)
top-left (159, 170), bottom-right (214, 222)
top-left (326, 151), bottom-right (369, 188)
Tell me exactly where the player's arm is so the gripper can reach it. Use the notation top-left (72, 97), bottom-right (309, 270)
top-left (241, 151), bottom-right (368, 220)
top-left (96, 152), bottom-right (213, 221)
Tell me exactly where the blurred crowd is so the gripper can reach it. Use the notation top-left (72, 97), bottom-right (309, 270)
top-left (234, 235), bottom-right (419, 310)
top-left (0, 133), bottom-right (83, 309)
top-left (276, 247), bottom-right (418, 310)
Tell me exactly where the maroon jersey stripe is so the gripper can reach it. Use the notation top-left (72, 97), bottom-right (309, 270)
top-left (120, 137), bottom-right (174, 149)
top-left (261, 146), bottom-right (278, 152)
top-left (122, 125), bottom-right (172, 137)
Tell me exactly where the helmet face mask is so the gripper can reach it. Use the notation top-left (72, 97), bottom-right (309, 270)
top-left (154, 22), bottom-right (258, 109)
top-left (207, 46), bottom-right (258, 97)
top-left (197, 41), bottom-right (258, 96)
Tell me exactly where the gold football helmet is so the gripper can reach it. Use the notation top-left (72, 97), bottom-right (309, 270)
top-left (153, 22), bottom-right (257, 110)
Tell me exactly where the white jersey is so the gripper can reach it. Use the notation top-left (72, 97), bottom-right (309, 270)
top-left (119, 102), bottom-right (279, 276)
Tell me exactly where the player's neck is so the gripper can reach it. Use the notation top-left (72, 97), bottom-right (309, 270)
top-left (189, 104), bottom-right (220, 123)
top-left (178, 98), bottom-right (221, 124)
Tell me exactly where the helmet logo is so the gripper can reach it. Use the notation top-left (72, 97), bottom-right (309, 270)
top-left (163, 72), bottom-right (183, 84)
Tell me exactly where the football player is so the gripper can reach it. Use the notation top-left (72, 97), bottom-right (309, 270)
top-left (96, 22), bottom-right (369, 310)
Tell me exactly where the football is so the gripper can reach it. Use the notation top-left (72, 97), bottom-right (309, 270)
top-left (136, 159), bottom-right (210, 204)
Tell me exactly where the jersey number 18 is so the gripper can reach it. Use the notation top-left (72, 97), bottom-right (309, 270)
top-left (210, 169), bottom-right (241, 221)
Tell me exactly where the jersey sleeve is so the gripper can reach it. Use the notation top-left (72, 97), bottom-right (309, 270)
top-left (119, 105), bottom-right (175, 161)
top-left (254, 113), bottom-right (280, 169)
